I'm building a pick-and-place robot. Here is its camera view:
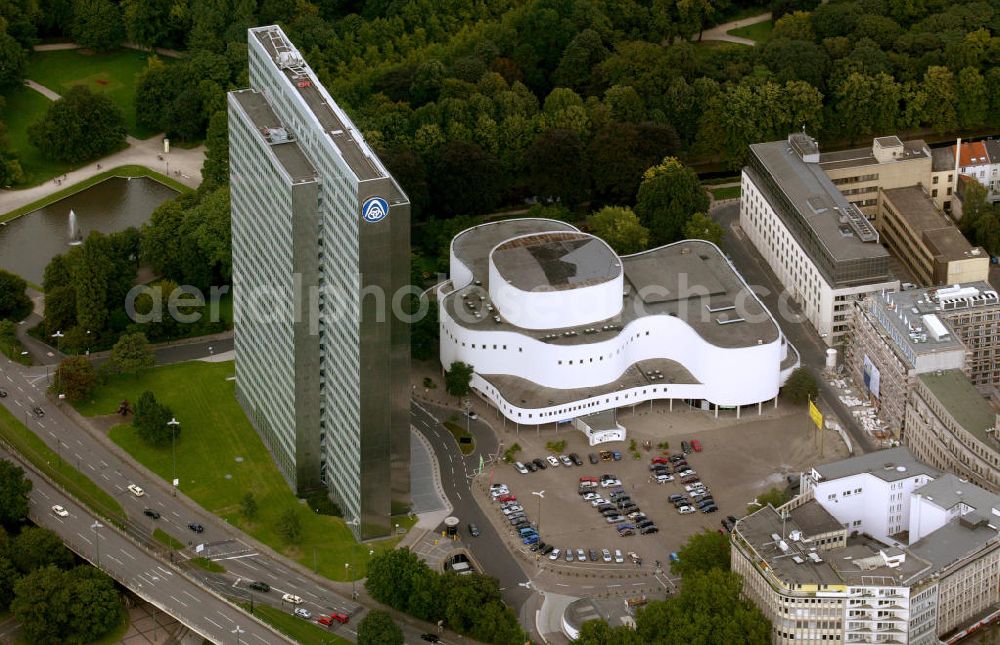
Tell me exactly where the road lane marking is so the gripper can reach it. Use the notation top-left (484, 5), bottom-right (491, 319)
top-left (76, 532), bottom-right (92, 545)
top-left (252, 635), bottom-right (268, 644)
top-left (37, 422), bottom-right (44, 429)
top-left (214, 553), bottom-right (259, 561)
top-left (106, 555), bottom-right (123, 566)
top-left (217, 611), bottom-right (234, 623)
top-left (182, 590), bottom-right (198, 601)
top-left (13, 400), bottom-right (20, 407)
top-left (205, 617), bottom-right (222, 629)
top-left (158, 567), bottom-right (175, 577)
top-left (37, 490), bottom-right (48, 499)
top-left (101, 474), bottom-right (109, 481)
top-left (119, 549), bottom-right (136, 560)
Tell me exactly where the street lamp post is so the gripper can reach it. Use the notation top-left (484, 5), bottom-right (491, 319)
top-left (51, 331), bottom-right (64, 392)
top-left (531, 490), bottom-right (545, 535)
top-left (91, 520), bottom-right (103, 567)
top-left (232, 625), bottom-right (244, 645)
top-left (167, 418), bottom-right (180, 495)
top-left (345, 562), bottom-right (354, 600)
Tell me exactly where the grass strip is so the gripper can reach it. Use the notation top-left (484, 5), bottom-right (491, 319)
top-left (709, 185), bottom-right (742, 200)
top-left (190, 556), bottom-right (225, 573)
top-left (241, 603), bottom-right (352, 645)
top-left (152, 527), bottom-right (184, 550)
top-left (443, 421), bottom-right (476, 455)
top-left (0, 403), bottom-right (125, 522)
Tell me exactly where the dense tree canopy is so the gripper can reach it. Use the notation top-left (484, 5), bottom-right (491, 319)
top-left (0, 461), bottom-right (30, 526)
top-left (132, 390), bottom-right (175, 447)
top-left (588, 206), bottom-right (649, 254)
top-left (0, 269), bottom-right (30, 322)
top-left (635, 157), bottom-right (710, 246)
top-left (28, 86), bottom-right (125, 163)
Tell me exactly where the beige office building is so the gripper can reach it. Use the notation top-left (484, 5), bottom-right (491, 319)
top-left (905, 369), bottom-right (1000, 492)
top-left (878, 186), bottom-right (989, 286)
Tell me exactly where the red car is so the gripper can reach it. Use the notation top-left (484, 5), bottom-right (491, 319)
top-left (651, 456), bottom-right (669, 464)
top-left (690, 439), bottom-right (703, 452)
top-left (498, 494), bottom-right (517, 503)
top-left (317, 613), bottom-right (350, 626)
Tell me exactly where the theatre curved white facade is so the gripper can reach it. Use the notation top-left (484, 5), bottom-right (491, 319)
top-left (438, 219), bottom-right (799, 425)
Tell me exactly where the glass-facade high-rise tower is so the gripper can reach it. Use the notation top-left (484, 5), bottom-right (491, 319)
top-left (229, 25), bottom-right (410, 539)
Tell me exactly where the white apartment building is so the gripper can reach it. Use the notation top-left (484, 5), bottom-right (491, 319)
top-left (741, 133), bottom-right (899, 346)
top-left (733, 447), bottom-right (1000, 644)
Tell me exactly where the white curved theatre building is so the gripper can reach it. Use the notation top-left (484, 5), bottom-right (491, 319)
top-left (438, 219), bottom-right (799, 435)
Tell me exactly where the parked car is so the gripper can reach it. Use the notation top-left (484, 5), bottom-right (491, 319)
top-left (637, 519), bottom-right (655, 529)
top-left (651, 456), bottom-right (669, 464)
top-left (565, 549), bottom-right (574, 562)
top-left (677, 506), bottom-right (695, 514)
top-left (628, 552), bottom-right (642, 564)
top-left (588, 453), bottom-right (599, 464)
top-left (549, 548), bottom-right (561, 561)
top-left (541, 544), bottom-right (555, 555)
top-left (669, 454), bottom-right (685, 463)
top-left (532, 458), bottom-right (547, 470)
top-left (248, 581), bottom-right (270, 592)
top-left (524, 461), bottom-right (536, 472)
top-left (611, 450), bottom-right (622, 461)
top-left (294, 607), bottom-right (312, 619)
top-left (655, 474), bottom-right (673, 483)
top-left (468, 523), bottom-right (480, 537)
top-left (282, 593), bottom-right (303, 604)
top-left (589, 549), bottom-right (598, 561)
top-left (498, 494), bottom-right (517, 503)
top-left (601, 479), bottom-right (622, 488)
top-left (614, 549), bottom-right (624, 563)
top-left (576, 548), bottom-right (586, 560)
top-left (569, 453), bottom-right (583, 466)
top-left (560, 455), bottom-right (574, 467)
top-left (617, 528), bottom-right (634, 537)
top-left (668, 494), bottom-right (685, 503)
top-left (691, 439), bottom-right (703, 452)
top-left (143, 508), bottom-right (160, 519)
top-left (602, 548), bottom-right (612, 562)
top-left (605, 514), bottom-right (625, 523)
top-left (319, 613), bottom-right (349, 624)
top-left (514, 461), bottom-right (529, 474)
top-left (546, 455), bottom-right (560, 467)
top-left (702, 504), bottom-right (718, 513)
top-left (523, 534), bottom-right (539, 545)
top-left (722, 517), bottom-right (736, 532)
top-left (681, 441), bottom-right (691, 454)
top-left (677, 469), bottom-right (695, 478)
top-left (530, 541), bottom-right (546, 552)
top-left (127, 484), bottom-right (145, 497)
top-left (582, 492), bottom-right (599, 501)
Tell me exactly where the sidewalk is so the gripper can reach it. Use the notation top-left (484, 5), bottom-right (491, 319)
top-left (0, 136), bottom-right (204, 216)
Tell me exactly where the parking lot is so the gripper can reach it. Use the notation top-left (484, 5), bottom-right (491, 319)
top-left (475, 403), bottom-right (851, 584)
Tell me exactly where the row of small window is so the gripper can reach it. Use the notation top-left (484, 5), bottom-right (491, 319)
top-left (931, 174), bottom-right (955, 184)
top-left (745, 204), bottom-right (822, 306)
top-left (775, 631), bottom-right (841, 640)
top-left (832, 173), bottom-right (879, 185)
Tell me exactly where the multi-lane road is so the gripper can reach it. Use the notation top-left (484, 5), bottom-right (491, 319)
top-left (0, 357), bottom-right (463, 644)
top-left (8, 446), bottom-right (291, 644)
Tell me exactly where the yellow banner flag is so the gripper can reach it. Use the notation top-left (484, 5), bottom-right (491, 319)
top-left (808, 399), bottom-right (823, 430)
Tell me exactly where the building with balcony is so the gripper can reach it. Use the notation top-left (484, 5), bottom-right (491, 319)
top-left (437, 219), bottom-right (799, 433)
top-left (733, 447), bottom-right (1000, 644)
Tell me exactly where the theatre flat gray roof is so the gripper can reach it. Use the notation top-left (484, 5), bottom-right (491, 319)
top-left (446, 220), bottom-right (780, 349)
top-left (750, 141), bottom-right (889, 263)
top-left (492, 232), bottom-right (621, 291)
top-left (917, 371), bottom-right (997, 445)
top-left (814, 446), bottom-right (940, 483)
top-left (231, 90), bottom-right (316, 183)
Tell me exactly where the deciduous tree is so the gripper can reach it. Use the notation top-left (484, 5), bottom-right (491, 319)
top-left (635, 157), bottom-right (709, 246)
top-left (782, 366), bottom-right (818, 404)
top-left (70, 0), bottom-right (124, 51)
top-left (241, 492), bottom-right (258, 521)
top-left (110, 332), bottom-right (155, 375)
top-left (53, 356), bottom-right (97, 402)
top-left (357, 609), bottom-right (403, 645)
top-left (526, 128), bottom-right (588, 207)
top-left (69, 567), bottom-right (122, 642)
top-left (28, 86), bottom-right (126, 163)
top-left (0, 270), bottom-right (30, 322)
top-left (588, 206), bottom-right (649, 254)
top-left (0, 28), bottom-right (27, 90)
top-left (683, 212), bottom-right (725, 247)
top-left (132, 390), bottom-right (174, 447)
top-left (0, 461), bottom-right (31, 525)
top-left (11, 528), bottom-right (74, 574)
top-left (445, 361), bottom-right (474, 398)
top-left (11, 566), bottom-right (74, 643)
top-left (672, 529), bottom-right (731, 577)
top-left (277, 508), bottom-right (302, 543)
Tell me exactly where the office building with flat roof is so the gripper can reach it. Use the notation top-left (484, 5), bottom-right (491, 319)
top-left (230, 25), bottom-right (410, 538)
top-left (741, 133), bottom-right (899, 345)
top-left (733, 447), bottom-right (1000, 644)
top-left (438, 219), bottom-right (799, 435)
top-left (905, 370), bottom-right (1000, 492)
top-left (878, 186), bottom-right (988, 287)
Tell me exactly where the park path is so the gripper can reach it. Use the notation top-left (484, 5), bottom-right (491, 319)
top-left (0, 134), bottom-right (205, 216)
top-left (23, 79), bottom-right (60, 100)
top-left (695, 11), bottom-right (771, 46)
top-left (33, 42), bottom-right (185, 58)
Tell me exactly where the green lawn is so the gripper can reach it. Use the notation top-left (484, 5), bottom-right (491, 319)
top-left (243, 604), bottom-right (352, 645)
top-left (443, 421), bottom-right (475, 455)
top-left (75, 361), bottom-right (412, 581)
top-left (1, 164), bottom-right (190, 222)
top-left (153, 527), bottom-right (184, 550)
top-left (0, 404), bottom-right (125, 523)
top-left (25, 49), bottom-right (166, 138)
top-left (709, 185), bottom-right (742, 200)
top-left (728, 19), bottom-right (774, 43)
top-left (190, 556), bottom-right (226, 572)
top-left (0, 85), bottom-right (75, 187)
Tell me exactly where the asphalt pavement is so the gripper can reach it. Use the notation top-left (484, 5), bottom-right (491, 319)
top-left (7, 445), bottom-right (290, 644)
top-left (714, 202), bottom-right (875, 453)
top-left (0, 356), bottom-right (469, 644)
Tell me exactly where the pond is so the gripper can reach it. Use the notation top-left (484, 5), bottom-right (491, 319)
top-left (0, 176), bottom-right (179, 285)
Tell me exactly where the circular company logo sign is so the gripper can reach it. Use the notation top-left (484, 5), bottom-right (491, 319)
top-left (361, 196), bottom-right (389, 223)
